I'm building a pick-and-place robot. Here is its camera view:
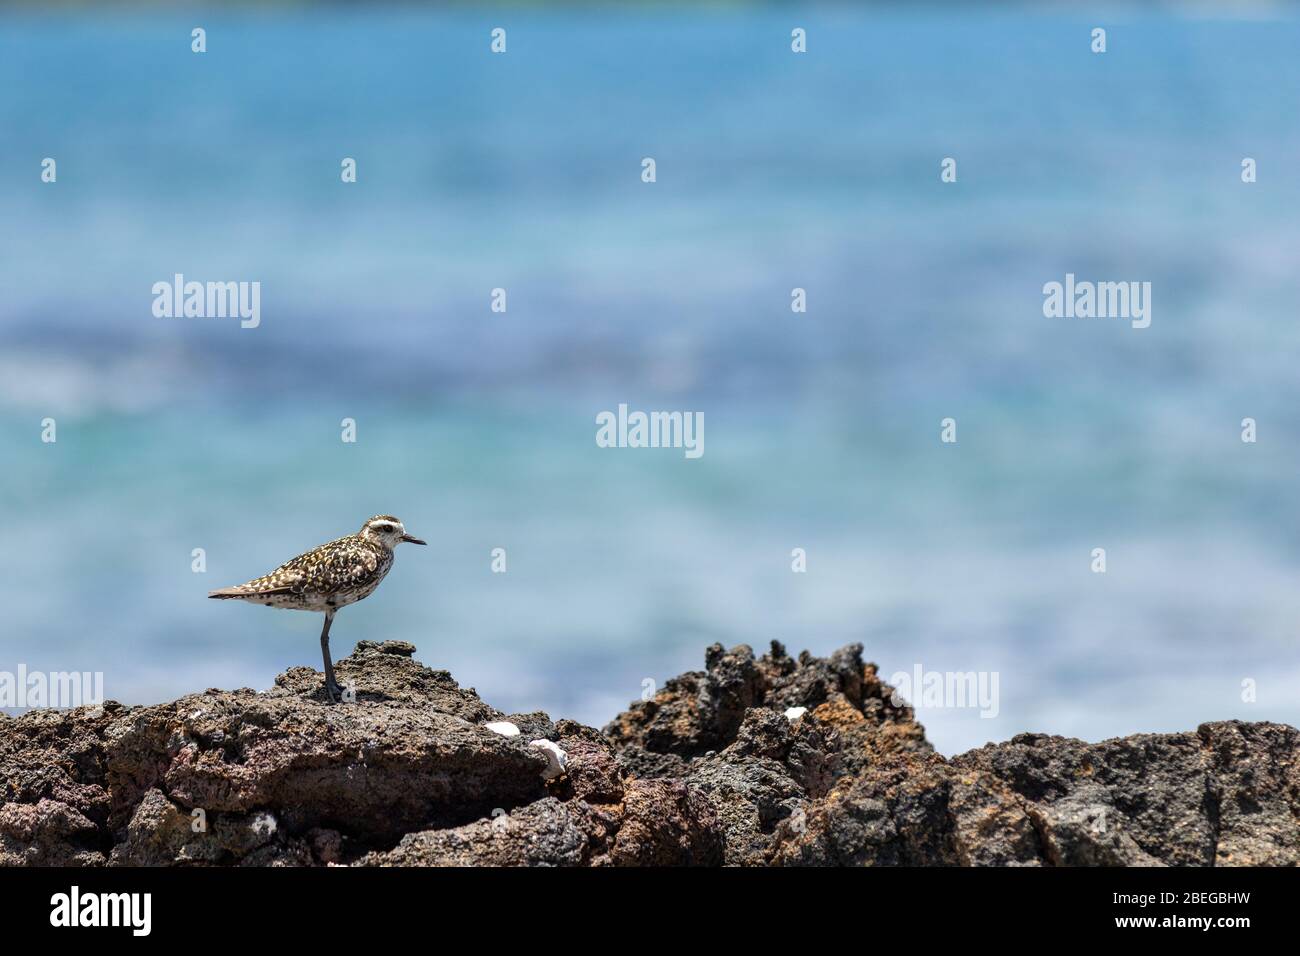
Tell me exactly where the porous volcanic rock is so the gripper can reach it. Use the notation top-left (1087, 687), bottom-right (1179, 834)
top-left (1, 639), bottom-right (1295, 866)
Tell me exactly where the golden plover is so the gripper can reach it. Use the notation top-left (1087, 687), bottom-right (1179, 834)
top-left (209, 515), bottom-right (426, 702)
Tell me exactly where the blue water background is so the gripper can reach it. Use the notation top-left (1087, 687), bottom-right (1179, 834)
top-left (2, 7), bottom-right (1299, 753)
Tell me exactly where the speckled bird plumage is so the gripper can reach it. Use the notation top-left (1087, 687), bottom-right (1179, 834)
top-left (209, 515), bottom-right (426, 702)
top-left (211, 523), bottom-right (394, 611)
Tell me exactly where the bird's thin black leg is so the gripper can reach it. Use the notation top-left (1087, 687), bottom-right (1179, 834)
top-left (320, 609), bottom-right (341, 703)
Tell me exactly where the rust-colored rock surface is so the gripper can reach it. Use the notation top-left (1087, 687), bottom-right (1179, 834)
top-left (1, 639), bottom-right (1295, 866)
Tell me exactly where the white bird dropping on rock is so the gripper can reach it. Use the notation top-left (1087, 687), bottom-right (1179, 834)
top-left (485, 721), bottom-right (521, 737)
top-left (529, 739), bottom-right (567, 780)
top-left (784, 706), bottom-right (808, 722)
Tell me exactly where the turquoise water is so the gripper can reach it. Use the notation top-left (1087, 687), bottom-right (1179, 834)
top-left (2, 7), bottom-right (1299, 753)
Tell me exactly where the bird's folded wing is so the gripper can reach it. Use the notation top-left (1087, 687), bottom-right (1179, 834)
top-left (232, 567), bottom-right (309, 595)
top-left (314, 548), bottom-right (379, 590)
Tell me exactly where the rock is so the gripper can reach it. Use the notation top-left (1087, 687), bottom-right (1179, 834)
top-left (769, 749), bottom-right (959, 866)
top-left (0, 798), bottom-right (103, 866)
top-left (307, 827), bottom-right (343, 865)
top-left (109, 690), bottom-right (548, 846)
top-left (361, 778), bottom-right (723, 867)
top-left (1, 643), bottom-right (553, 865)
top-left (605, 641), bottom-right (928, 769)
top-left (604, 640), bottom-right (935, 865)
top-left (606, 779), bottom-right (724, 866)
top-left (950, 720), bottom-right (1300, 867)
top-left (604, 642), bottom-right (765, 755)
top-left (1196, 721), bottom-right (1300, 866)
top-left (0, 640), bottom-right (1295, 866)
top-left (552, 734), bottom-right (624, 804)
top-left (361, 798), bottom-right (618, 867)
top-left (109, 788), bottom-right (286, 865)
top-left (504, 712), bottom-right (556, 741)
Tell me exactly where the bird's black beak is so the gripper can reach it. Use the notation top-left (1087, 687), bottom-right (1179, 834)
top-left (401, 534), bottom-right (427, 546)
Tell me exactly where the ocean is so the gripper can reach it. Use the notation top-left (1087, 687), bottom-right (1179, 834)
top-left (2, 6), bottom-right (1298, 753)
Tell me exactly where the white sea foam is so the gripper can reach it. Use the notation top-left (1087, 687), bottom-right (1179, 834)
top-left (0, 350), bottom-right (195, 415)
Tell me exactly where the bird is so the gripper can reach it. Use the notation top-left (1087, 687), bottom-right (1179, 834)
top-left (208, 515), bottom-right (426, 702)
